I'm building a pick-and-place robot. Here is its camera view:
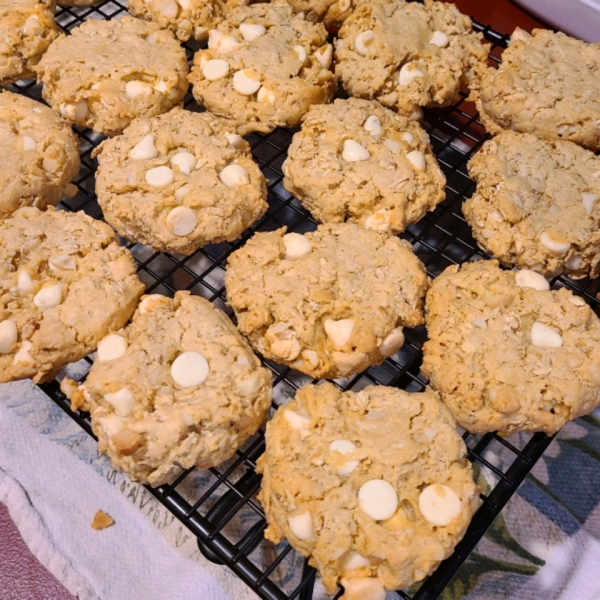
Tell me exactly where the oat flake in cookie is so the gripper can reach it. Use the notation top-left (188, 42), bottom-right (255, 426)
top-left (257, 382), bottom-right (479, 598)
top-left (422, 260), bottom-right (600, 435)
top-left (0, 0), bottom-right (60, 85)
top-left (189, 0), bottom-right (337, 135)
top-left (286, 0), bottom-right (354, 30)
top-left (334, 0), bottom-right (487, 117)
top-left (474, 28), bottom-right (600, 151)
top-left (94, 108), bottom-right (267, 255)
top-left (0, 91), bottom-right (80, 219)
top-left (463, 132), bottom-right (600, 279)
top-left (225, 223), bottom-right (428, 379)
top-left (36, 17), bottom-right (189, 136)
top-left (283, 98), bottom-right (445, 234)
top-left (0, 208), bottom-right (145, 384)
top-left (65, 292), bottom-right (272, 487)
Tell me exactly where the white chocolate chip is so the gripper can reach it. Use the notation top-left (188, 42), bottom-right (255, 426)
top-left (540, 232), bottom-right (570, 255)
top-left (154, 80), bottom-right (168, 93)
top-left (363, 209), bottom-right (390, 232)
top-left (0, 320), bottom-right (18, 354)
top-left (171, 351), bottom-right (210, 387)
top-left (531, 322), bottom-right (562, 348)
top-left (329, 439), bottom-right (359, 475)
top-left (103, 388), bottom-right (135, 418)
top-left (42, 157), bottom-right (60, 172)
top-left (129, 134), bottom-right (158, 160)
top-left (582, 192), bottom-right (598, 215)
top-left (342, 551), bottom-right (370, 571)
top-left (270, 338), bottom-right (301, 360)
top-left (22, 16), bottom-right (42, 35)
top-left (170, 151), bottom-right (196, 175)
top-left (407, 150), bottom-right (426, 170)
top-left (284, 409), bottom-right (311, 430)
top-left (302, 349), bottom-right (319, 368)
top-left (363, 115), bottom-right (382, 137)
top-left (283, 233), bottom-right (311, 259)
top-left (17, 270), bottom-right (33, 292)
top-left (314, 44), bottom-right (333, 69)
top-left (358, 479), bottom-right (398, 521)
top-left (239, 22), bottom-right (266, 41)
top-left (33, 283), bottom-right (63, 308)
top-left (288, 512), bottom-right (313, 540)
top-left (218, 35), bottom-right (243, 52)
top-left (99, 414), bottom-right (124, 437)
top-left (157, 0), bottom-right (178, 17)
top-left (202, 59), bottom-right (230, 81)
top-left (379, 328), bottom-right (405, 357)
top-left (399, 63), bottom-right (424, 86)
top-left (48, 254), bottom-right (76, 271)
top-left (13, 340), bottom-right (34, 365)
top-left (332, 351), bottom-right (367, 374)
top-left (569, 296), bottom-right (586, 307)
top-left (125, 80), bottom-right (153, 98)
top-left (166, 206), bottom-right (197, 236)
top-left (225, 133), bottom-right (244, 148)
top-left (257, 86), bottom-right (275, 104)
top-left (418, 484), bottom-right (461, 526)
top-left (207, 29), bottom-right (223, 47)
top-left (145, 166), bottom-right (174, 187)
top-left (564, 254), bottom-right (582, 270)
top-left (402, 132), bottom-right (414, 144)
top-left (324, 318), bottom-right (354, 349)
top-left (511, 28), bottom-right (532, 42)
top-left (138, 294), bottom-right (166, 314)
top-left (294, 45), bottom-right (307, 64)
top-left (384, 139), bottom-right (400, 153)
top-left (515, 269), bottom-right (550, 291)
top-left (429, 30), bottom-right (449, 47)
top-left (354, 30), bottom-right (375, 56)
top-left (472, 318), bottom-right (487, 329)
top-left (22, 136), bottom-right (36, 151)
top-left (342, 139), bottom-right (370, 162)
top-left (174, 184), bottom-right (191, 201)
top-left (59, 101), bottom-right (88, 122)
top-left (233, 69), bottom-right (261, 95)
top-left (219, 164), bottom-right (249, 187)
top-left (97, 334), bottom-right (128, 362)
top-left (340, 578), bottom-right (385, 600)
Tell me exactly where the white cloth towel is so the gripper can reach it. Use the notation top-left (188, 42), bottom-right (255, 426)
top-left (0, 382), bottom-right (232, 600)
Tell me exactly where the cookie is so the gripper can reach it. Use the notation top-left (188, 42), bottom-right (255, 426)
top-left (257, 382), bottom-right (479, 597)
top-left (36, 17), bottom-right (189, 136)
top-left (334, 0), bottom-right (487, 116)
top-left (225, 223), bottom-right (428, 379)
top-left (287, 0), bottom-right (353, 30)
top-left (56, 0), bottom-right (101, 5)
top-left (65, 291), bottom-right (272, 487)
top-left (0, 207), bottom-right (145, 384)
top-left (282, 98), bottom-right (446, 234)
top-left (189, 0), bottom-right (337, 135)
top-left (422, 260), bottom-right (600, 435)
top-left (0, 0), bottom-right (60, 85)
top-left (473, 29), bottom-right (600, 151)
top-left (0, 91), bottom-right (80, 219)
top-left (463, 132), bottom-right (600, 279)
top-left (94, 108), bottom-right (268, 255)
top-left (127, 0), bottom-right (248, 42)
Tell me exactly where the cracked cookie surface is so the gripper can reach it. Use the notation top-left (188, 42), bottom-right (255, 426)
top-left (334, 0), bottom-right (487, 116)
top-left (474, 28), bottom-right (600, 151)
top-left (0, 0), bottom-right (60, 85)
top-left (257, 382), bottom-right (479, 597)
top-left (463, 131), bottom-right (600, 279)
top-left (282, 98), bottom-right (446, 234)
top-left (95, 108), bottom-right (267, 255)
top-left (189, 0), bottom-right (336, 135)
top-left (36, 16), bottom-right (189, 136)
top-left (225, 223), bottom-right (428, 379)
top-left (286, 0), bottom-right (353, 29)
top-left (0, 91), bottom-right (80, 219)
top-left (422, 260), bottom-right (600, 435)
top-left (66, 291), bottom-right (272, 487)
top-left (0, 207), bottom-right (145, 384)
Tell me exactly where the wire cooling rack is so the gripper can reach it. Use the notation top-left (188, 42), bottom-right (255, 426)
top-left (10, 4), bottom-right (600, 599)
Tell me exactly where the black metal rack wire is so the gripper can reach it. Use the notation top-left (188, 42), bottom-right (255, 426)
top-left (9, 4), bottom-right (600, 599)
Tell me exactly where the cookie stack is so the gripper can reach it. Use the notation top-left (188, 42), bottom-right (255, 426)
top-left (2, 0), bottom-right (600, 598)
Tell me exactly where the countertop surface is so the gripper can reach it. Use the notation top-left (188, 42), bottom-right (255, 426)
top-left (0, 2), bottom-right (570, 600)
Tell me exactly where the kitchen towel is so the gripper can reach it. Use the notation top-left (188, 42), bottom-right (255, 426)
top-left (0, 380), bottom-right (234, 600)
